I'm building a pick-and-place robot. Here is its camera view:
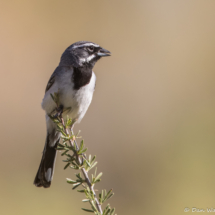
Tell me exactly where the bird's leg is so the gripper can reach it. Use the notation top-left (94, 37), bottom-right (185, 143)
top-left (57, 105), bottom-right (64, 116)
top-left (52, 104), bottom-right (64, 119)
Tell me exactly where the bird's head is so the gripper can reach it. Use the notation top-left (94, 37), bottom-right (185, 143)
top-left (60, 41), bottom-right (111, 68)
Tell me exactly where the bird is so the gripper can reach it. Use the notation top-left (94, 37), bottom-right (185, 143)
top-left (34, 41), bottom-right (111, 188)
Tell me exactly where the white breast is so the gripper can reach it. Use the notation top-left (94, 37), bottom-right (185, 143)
top-left (42, 67), bottom-right (96, 123)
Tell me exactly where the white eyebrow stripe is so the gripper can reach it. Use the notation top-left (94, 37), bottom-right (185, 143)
top-left (72, 43), bottom-right (99, 49)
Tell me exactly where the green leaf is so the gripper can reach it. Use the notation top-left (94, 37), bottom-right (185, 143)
top-left (104, 208), bottom-right (111, 215)
top-left (61, 150), bottom-right (69, 156)
top-left (53, 119), bottom-right (60, 123)
top-left (84, 189), bottom-right (92, 200)
top-left (80, 140), bottom-right (84, 151)
top-left (106, 189), bottom-right (113, 198)
top-left (77, 190), bottom-right (85, 193)
top-left (110, 208), bottom-right (115, 215)
top-left (99, 194), bottom-right (101, 203)
top-left (89, 200), bottom-right (98, 212)
top-left (84, 159), bottom-right (91, 167)
top-left (76, 173), bottom-right (82, 180)
top-left (94, 172), bottom-right (102, 182)
top-left (58, 143), bottom-right (65, 148)
top-left (65, 153), bottom-right (73, 158)
top-left (89, 161), bottom-right (98, 170)
top-left (78, 147), bottom-right (88, 154)
top-left (81, 208), bottom-right (94, 213)
top-left (72, 183), bottom-right (81, 190)
top-left (103, 204), bottom-right (110, 215)
top-left (57, 124), bottom-right (63, 130)
top-left (107, 193), bottom-right (114, 200)
top-left (91, 155), bottom-right (96, 164)
top-left (66, 116), bottom-right (73, 127)
top-left (99, 190), bottom-right (104, 204)
top-left (73, 142), bottom-right (77, 150)
top-left (82, 199), bottom-right (90, 202)
top-left (64, 163), bottom-right (70, 169)
top-left (61, 131), bottom-right (67, 137)
top-left (70, 165), bottom-right (78, 169)
top-left (94, 167), bottom-right (97, 178)
top-left (103, 189), bottom-right (113, 202)
top-left (66, 178), bottom-right (77, 184)
top-left (47, 114), bottom-right (53, 120)
top-left (61, 135), bottom-right (71, 140)
top-left (90, 190), bottom-right (95, 200)
top-left (95, 179), bottom-right (101, 183)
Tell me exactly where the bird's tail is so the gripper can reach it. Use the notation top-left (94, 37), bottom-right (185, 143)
top-left (34, 132), bottom-right (60, 188)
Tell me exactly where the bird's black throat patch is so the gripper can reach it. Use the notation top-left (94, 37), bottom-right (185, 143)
top-left (72, 67), bottom-right (92, 90)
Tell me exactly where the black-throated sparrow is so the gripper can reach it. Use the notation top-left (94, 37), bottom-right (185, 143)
top-left (34, 41), bottom-right (111, 188)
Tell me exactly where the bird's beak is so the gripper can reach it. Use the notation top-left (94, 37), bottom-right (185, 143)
top-left (97, 48), bottom-right (111, 57)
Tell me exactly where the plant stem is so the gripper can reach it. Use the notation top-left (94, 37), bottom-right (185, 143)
top-left (60, 116), bottom-right (103, 214)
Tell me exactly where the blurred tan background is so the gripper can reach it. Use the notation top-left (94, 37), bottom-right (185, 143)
top-left (1, 0), bottom-right (215, 214)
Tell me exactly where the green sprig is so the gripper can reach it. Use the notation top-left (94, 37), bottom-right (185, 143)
top-left (49, 91), bottom-right (117, 215)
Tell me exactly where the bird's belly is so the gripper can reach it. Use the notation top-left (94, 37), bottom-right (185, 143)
top-left (65, 87), bottom-right (94, 122)
top-left (42, 71), bottom-right (96, 123)
top-left (59, 73), bottom-right (96, 122)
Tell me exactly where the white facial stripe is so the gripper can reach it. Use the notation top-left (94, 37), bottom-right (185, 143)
top-left (86, 54), bottom-right (96, 62)
top-left (79, 58), bottom-right (86, 65)
top-left (73, 43), bottom-right (99, 49)
top-left (79, 54), bottom-right (96, 65)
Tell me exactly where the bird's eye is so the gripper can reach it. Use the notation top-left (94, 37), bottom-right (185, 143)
top-left (87, 46), bottom-right (94, 52)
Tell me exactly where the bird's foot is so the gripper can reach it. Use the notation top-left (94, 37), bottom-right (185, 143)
top-left (53, 105), bottom-right (64, 118)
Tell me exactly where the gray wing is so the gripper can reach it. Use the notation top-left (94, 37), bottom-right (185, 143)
top-left (45, 75), bottom-right (55, 92)
top-left (45, 66), bottom-right (63, 93)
